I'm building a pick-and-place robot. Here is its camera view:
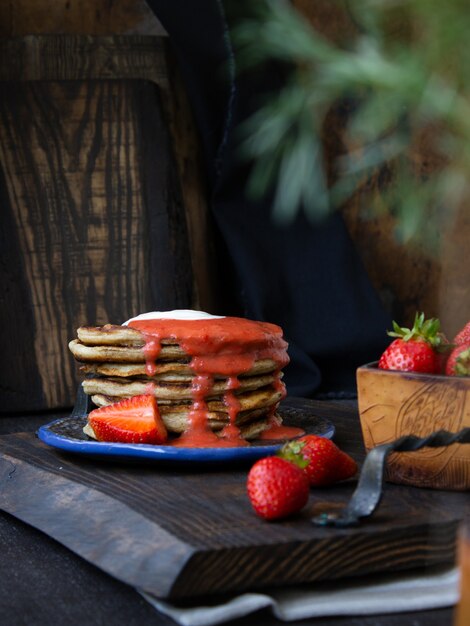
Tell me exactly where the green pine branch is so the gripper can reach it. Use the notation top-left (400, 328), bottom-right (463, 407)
top-left (232, 0), bottom-right (470, 246)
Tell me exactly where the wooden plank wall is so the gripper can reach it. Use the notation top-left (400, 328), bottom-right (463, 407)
top-left (0, 75), bottom-right (196, 408)
top-left (0, 28), bottom-right (213, 411)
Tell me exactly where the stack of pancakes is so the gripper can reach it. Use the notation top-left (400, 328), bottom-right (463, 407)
top-left (69, 324), bottom-right (285, 440)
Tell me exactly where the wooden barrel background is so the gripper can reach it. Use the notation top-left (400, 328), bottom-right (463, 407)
top-left (0, 35), bottom-right (211, 412)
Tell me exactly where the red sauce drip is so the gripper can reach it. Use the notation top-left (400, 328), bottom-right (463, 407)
top-left (128, 317), bottom-right (290, 448)
top-left (143, 381), bottom-right (156, 396)
top-left (172, 374), bottom-right (224, 447)
top-left (257, 371), bottom-right (304, 440)
top-left (258, 421), bottom-right (306, 441)
top-left (143, 338), bottom-right (161, 377)
top-left (219, 376), bottom-right (248, 447)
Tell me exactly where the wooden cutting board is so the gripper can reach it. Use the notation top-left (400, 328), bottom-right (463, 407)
top-left (0, 399), bottom-right (467, 600)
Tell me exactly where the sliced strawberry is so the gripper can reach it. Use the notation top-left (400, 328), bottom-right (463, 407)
top-left (88, 395), bottom-right (167, 444)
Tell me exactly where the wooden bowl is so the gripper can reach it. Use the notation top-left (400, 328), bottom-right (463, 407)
top-left (356, 363), bottom-right (470, 490)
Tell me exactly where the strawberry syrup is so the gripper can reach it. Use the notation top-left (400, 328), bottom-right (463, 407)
top-left (128, 317), bottom-right (294, 447)
top-left (259, 371), bottom-right (304, 440)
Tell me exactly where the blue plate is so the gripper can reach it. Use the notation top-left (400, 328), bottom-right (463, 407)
top-left (37, 397), bottom-right (335, 464)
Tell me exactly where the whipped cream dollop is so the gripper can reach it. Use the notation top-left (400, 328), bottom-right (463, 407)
top-left (123, 310), bottom-right (225, 325)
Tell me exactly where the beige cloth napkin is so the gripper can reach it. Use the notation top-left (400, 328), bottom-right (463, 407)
top-left (139, 566), bottom-right (459, 626)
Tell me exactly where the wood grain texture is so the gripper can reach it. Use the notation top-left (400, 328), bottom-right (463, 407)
top-left (0, 35), bottom-right (170, 85)
top-left (0, 35), bottom-right (214, 313)
top-left (357, 364), bottom-right (470, 490)
top-left (0, 0), bottom-right (165, 37)
top-left (0, 399), bottom-right (467, 600)
top-left (0, 403), bottom-right (456, 626)
top-left (0, 78), bottom-right (193, 411)
top-left (0, 34), bottom-right (214, 411)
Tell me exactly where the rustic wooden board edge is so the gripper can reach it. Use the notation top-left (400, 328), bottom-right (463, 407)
top-left (0, 443), bottom-right (462, 600)
top-left (1, 398), bottom-right (467, 601)
top-left (170, 519), bottom-right (459, 598)
top-left (0, 453), bottom-right (194, 598)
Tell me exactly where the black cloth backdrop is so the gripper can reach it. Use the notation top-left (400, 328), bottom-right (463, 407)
top-left (146, 0), bottom-right (392, 397)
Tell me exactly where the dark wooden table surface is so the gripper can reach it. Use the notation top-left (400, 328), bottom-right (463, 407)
top-left (0, 399), bottom-right (464, 626)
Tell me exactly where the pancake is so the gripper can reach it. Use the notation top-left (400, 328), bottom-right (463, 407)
top-left (83, 379), bottom-right (282, 409)
top-left (79, 358), bottom-right (278, 378)
top-left (84, 415), bottom-right (269, 440)
top-left (88, 393), bottom-right (273, 436)
top-left (70, 339), bottom-right (281, 378)
top-left (77, 324), bottom-right (147, 346)
top-left (81, 374), bottom-right (279, 401)
top-left (69, 339), bottom-right (185, 362)
top-left (80, 362), bottom-right (195, 378)
top-left (69, 311), bottom-right (291, 446)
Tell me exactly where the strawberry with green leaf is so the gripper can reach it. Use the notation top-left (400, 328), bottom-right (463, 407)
top-left (280, 435), bottom-right (357, 487)
top-left (247, 456), bottom-right (309, 520)
top-left (378, 312), bottom-right (444, 374)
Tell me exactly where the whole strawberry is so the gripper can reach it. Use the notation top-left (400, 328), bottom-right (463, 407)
top-left (445, 344), bottom-right (470, 376)
top-left (453, 321), bottom-right (470, 346)
top-left (378, 312), bottom-right (443, 374)
top-left (247, 456), bottom-right (309, 520)
top-left (280, 435), bottom-right (357, 487)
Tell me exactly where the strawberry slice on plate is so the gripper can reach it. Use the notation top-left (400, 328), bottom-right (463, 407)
top-left (88, 395), bottom-right (167, 444)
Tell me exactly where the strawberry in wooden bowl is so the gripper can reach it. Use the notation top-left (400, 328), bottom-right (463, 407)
top-left (377, 313), bottom-right (446, 374)
top-left (357, 313), bottom-right (470, 490)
